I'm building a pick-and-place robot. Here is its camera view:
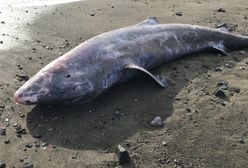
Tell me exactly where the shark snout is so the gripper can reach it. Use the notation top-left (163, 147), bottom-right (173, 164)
top-left (14, 91), bottom-right (23, 104)
top-left (14, 89), bottom-right (38, 105)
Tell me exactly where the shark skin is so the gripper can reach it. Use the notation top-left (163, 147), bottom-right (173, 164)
top-left (14, 17), bottom-right (248, 105)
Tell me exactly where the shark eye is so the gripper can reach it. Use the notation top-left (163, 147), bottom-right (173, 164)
top-left (25, 100), bottom-right (33, 105)
top-left (65, 74), bottom-right (71, 78)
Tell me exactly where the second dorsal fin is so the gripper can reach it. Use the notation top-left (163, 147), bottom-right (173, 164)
top-left (136, 17), bottom-right (159, 26)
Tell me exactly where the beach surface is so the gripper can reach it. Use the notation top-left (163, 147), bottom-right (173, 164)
top-left (0, 0), bottom-right (248, 167)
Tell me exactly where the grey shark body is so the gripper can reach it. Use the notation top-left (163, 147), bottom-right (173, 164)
top-left (14, 17), bottom-right (248, 105)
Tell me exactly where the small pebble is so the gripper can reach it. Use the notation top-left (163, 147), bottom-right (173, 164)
top-left (217, 81), bottom-right (228, 90)
top-left (17, 133), bottom-right (22, 138)
top-left (33, 133), bottom-right (42, 139)
top-left (231, 87), bottom-right (241, 94)
top-left (16, 75), bottom-right (29, 82)
top-left (0, 161), bottom-right (6, 168)
top-left (34, 144), bottom-right (40, 148)
top-left (214, 89), bottom-right (226, 99)
top-left (239, 138), bottom-right (245, 144)
top-left (23, 163), bottom-right (33, 168)
top-left (240, 66), bottom-right (245, 70)
top-left (25, 144), bottom-right (33, 148)
top-left (162, 141), bottom-right (167, 146)
top-left (186, 108), bottom-right (191, 112)
top-left (150, 116), bottom-right (163, 127)
top-left (176, 12), bottom-right (183, 16)
top-left (20, 114), bottom-right (25, 118)
top-left (3, 139), bottom-right (10, 144)
top-left (0, 127), bottom-right (6, 136)
top-left (215, 67), bottom-right (223, 72)
top-left (41, 142), bottom-right (48, 147)
top-left (216, 23), bottom-right (227, 28)
top-left (116, 145), bottom-right (131, 164)
top-left (225, 63), bottom-right (233, 68)
top-left (90, 12), bottom-right (95, 16)
top-left (15, 125), bottom-right (26, 135)
top-left (46, 46), bottom-right (53, 50)
top-left (217, 8), bottom-right (226, 12)
top-left (174, 159), bottom-right (180, 164)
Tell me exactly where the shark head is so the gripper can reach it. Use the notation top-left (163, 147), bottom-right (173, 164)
top-left (14, 57), bottom-right (95, 105)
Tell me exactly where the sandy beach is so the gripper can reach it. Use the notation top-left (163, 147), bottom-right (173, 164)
top-left (0, 0), bottom-right (248, 167)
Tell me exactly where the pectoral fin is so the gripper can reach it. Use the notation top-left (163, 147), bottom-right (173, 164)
top-left (211, 41), bottom-right (231, 56)
top-left (125, 64), bottom-right (167, 88)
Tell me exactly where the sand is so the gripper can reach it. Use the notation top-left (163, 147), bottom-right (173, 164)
top-left (0, 0), bottom-right (248, 167)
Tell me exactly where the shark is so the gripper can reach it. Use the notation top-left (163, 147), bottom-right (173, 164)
top-left (14, 17), bottom-right (248, 105)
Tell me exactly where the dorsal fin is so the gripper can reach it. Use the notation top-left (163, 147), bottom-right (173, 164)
top-left (217, 27), bottom-right (229, 33)
top-left (136, 17), bottom-right (159, 26)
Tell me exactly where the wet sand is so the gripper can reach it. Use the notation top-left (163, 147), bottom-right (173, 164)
top-left (0, 0), bottom-right (248, 167)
